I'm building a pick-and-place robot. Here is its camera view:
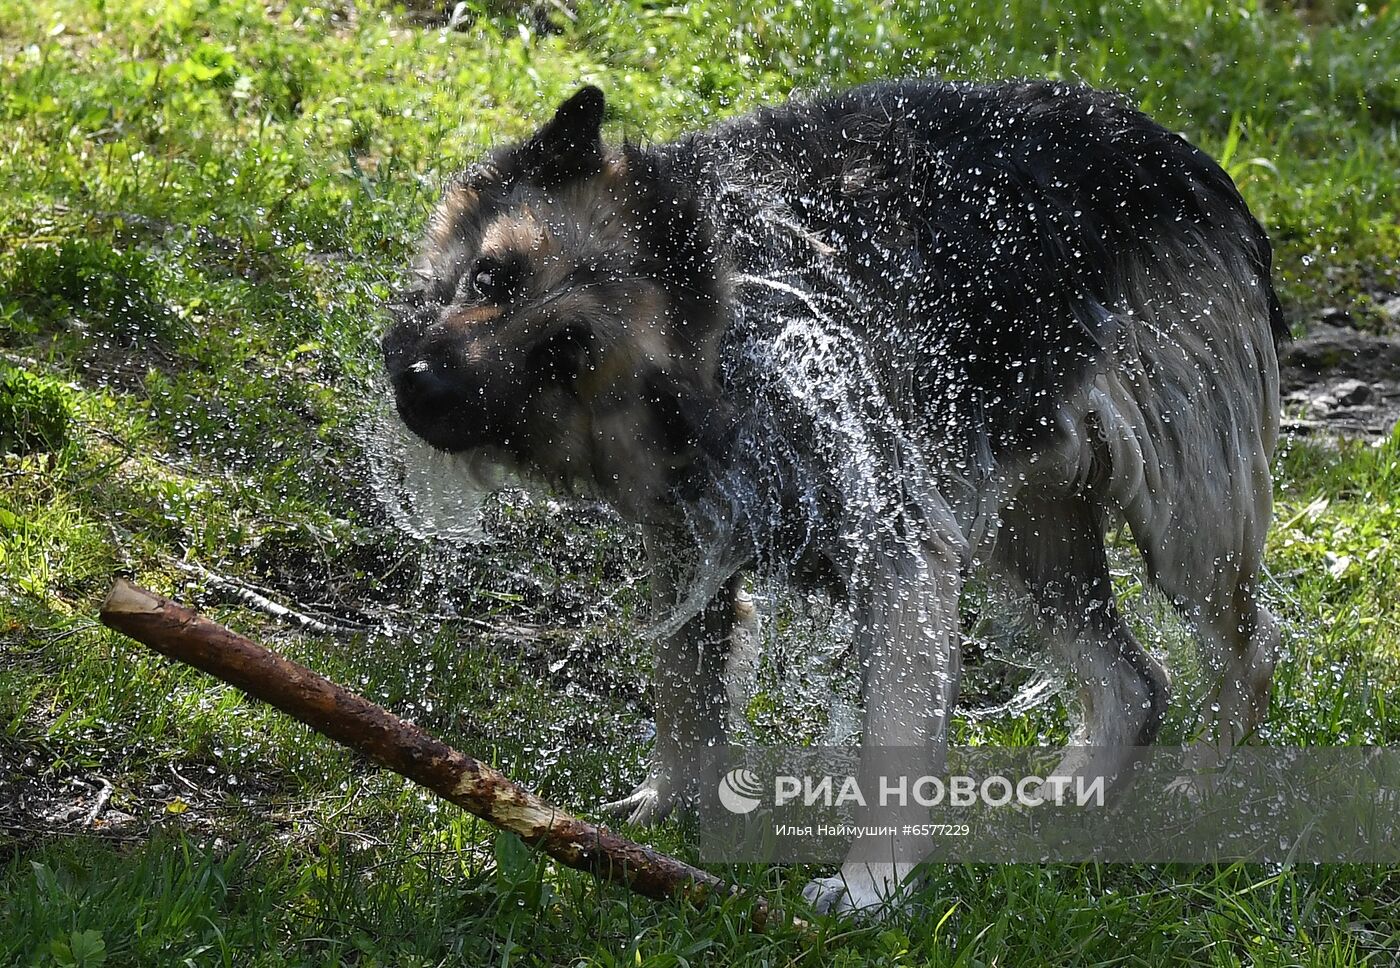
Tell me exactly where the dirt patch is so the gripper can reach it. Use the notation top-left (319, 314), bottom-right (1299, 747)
top-left (1280, 323), bottom-right (1400, 439)
top-left (0, 731), bottom-right (313, 859)
top-left (0, 735), bottom-right (146, 854)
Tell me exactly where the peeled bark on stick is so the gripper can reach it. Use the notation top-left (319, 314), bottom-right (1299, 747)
top-left (99, 579), bottom-right (791, 930)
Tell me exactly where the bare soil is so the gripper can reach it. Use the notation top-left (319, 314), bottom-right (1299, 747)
top-left (1281, 315), bottom-right (1400, 439)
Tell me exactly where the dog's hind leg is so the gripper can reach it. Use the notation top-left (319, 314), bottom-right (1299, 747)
top-left (996, 492), bottom-right (1170, 787)
top-left (1124, 461), bottom-right (1279, 764)
top-left (1101, 243), bottom-right (1282, 765)
top-left (1196, 583), bottom-right (1278, 761)
top-left (602, 537), bottom-right (737, 825)
top-left (802, 538), bottom-right (963, 916)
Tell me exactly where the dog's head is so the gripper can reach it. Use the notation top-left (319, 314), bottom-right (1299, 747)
top-left (382, 86), bottom-right (730, 520)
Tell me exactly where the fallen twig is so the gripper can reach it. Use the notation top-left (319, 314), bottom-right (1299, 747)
top-left (99, 579), bottom-right (800, 933)
top-left (175, 557), bottom-right (553, 644)
top-left (174, 560), bottom-right (366, 637)
top-left (83, 777), bottom-right (114, 827)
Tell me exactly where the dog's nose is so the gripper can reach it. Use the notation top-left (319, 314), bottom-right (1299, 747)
top-left (396, 360), bottom-right (457, 413)
top-left (397, 358), bottom-right (478, 431)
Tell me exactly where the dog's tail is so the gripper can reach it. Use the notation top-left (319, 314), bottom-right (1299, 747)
top-left (1259, 244), bottom-right (1290, 345)
top-left (1232, 184), bottom-right (1289, 346)
top-left (1170, 131), bottom-right (1289, 345)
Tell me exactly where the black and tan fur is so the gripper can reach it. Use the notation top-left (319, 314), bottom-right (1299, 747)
top-left (383, 81), bottom-right (1283, 915)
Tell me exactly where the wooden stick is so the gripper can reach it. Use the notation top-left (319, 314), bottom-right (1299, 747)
top-left (99, 579), bottom-right (793, 930)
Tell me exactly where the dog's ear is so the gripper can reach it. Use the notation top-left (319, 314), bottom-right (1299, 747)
top-left (519, 85), bottom-right (607, 187)
top-left (547, 85), bottom-right (606, 144)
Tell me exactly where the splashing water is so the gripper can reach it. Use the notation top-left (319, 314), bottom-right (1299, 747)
top-left (636, 162), bottom-right (991, 647)
top-left (363, 382), bottom-right (512, 545)
top-left (361, 168), bottom-right (1083, 734)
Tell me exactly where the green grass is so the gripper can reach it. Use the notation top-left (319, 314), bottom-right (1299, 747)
top-left (2, 0), bottom-right (1399, 964)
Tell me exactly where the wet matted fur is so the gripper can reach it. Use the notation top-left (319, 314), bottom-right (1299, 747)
top-left (382, 80), bottom-right (1284, 915)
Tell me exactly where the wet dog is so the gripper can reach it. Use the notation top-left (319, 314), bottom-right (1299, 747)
top-left (382, 80), bottom-right (1283, 914)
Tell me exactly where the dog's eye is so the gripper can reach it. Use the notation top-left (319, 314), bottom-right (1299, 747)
top-left (471, 257), bottom-right (520, 304)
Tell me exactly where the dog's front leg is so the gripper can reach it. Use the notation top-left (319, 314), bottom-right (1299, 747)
top-left (803, 546), bottom-right (963, 916)
top-left (602, 532), bottom-right (734, 825)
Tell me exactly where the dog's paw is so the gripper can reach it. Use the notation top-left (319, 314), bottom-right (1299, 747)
top-left (802, 875), bottom-right (865, 916)
top-left (600, 774), bottom-right (688, 826)
top-left (1163, 741), bottom-right (1232, 802)
top-left (1164, 770), bottom-right (1221, 802)
top-left (800, 864), bottom-right (916, 918)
